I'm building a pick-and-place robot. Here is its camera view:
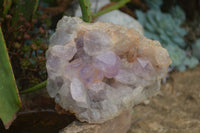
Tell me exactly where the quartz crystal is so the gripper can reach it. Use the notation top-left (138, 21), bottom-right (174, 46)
top-left (46, 16), bottom-right (172, 123)
top-left (93, 51), bottom-right (120, 78)
top-left (83, 30), bottom-right (112, 56)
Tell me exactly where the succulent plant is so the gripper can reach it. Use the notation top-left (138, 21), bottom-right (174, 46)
top-left (170, 6), bottom-right (186, 25)
top-left (192, 38), bottom-right (200, 60)
top-left (136, 1), bottom-right (199, 71)
top-left (165, 45), bottom-right (198, 71)
top-left (136, 9), bottom-right (187, 48)
top-left (144, 0), bottom-right (163, 10)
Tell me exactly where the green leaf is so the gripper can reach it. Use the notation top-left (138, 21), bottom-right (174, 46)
top-left (0, 26), bottom-right (21, 129)
top-left (12, 0), bottom-right (39, 24)
top-left (3, 0), bottom-right (12, 16)
top-left (20, 80), bottom-right (47, 94)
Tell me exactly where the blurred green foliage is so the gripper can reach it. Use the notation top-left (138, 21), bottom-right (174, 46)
top-left (12, 0), bottom-right (38, 24)
top-left (0, 0), bottom-right (50, 90)
top-left (192, 38), bottom-right (200, 60)
top-left (3, 0), bottom-right (12, 16)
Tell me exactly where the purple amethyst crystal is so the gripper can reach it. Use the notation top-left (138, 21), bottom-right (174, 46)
top-left (83, 30), bottom-right (112, 56)
top-left (93, 51), bottom-right (120, 78)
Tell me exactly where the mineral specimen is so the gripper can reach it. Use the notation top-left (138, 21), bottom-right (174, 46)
top-left (46, 16), bottom-right (171, 123)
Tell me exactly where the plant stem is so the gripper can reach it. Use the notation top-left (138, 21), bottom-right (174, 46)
top-left (92, 0), bottom-right (130, 18)
top-left (32, 0), bottom-right (39, 18)
top-left (20, 80), bottom-right (47, 94)
top-left (78, 0), bottom-right (92, 22)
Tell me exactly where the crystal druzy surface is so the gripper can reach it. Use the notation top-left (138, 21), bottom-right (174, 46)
top-left (46, 17), bottom-right (172, 123)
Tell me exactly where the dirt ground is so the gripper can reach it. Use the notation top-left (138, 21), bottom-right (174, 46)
top-left (128, 65), bottom-right (200, 133)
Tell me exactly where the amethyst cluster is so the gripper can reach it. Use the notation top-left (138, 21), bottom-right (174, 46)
top-left (66, 30), bottom-right (120, 87)
top-left (46, 17), bottom-right (171, 123)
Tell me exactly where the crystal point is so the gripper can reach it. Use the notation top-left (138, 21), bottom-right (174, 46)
top-left (83, 30), bottom-right (112, 56)
top-left (70, 78), bottom-right (87, 104)
top-left (93, 51), bottom-right (120, 78)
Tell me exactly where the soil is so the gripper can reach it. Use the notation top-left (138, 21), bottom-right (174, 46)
top-left (128, 65), bottom-right (200, 133)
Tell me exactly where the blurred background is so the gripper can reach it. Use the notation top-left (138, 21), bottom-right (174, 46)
top-left (0, 0), bottom-right (200, 132)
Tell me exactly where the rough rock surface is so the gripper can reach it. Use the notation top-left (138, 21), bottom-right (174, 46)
top-left (60, 109), bottom-right (132, 133)
top-left (46, 16), bottom-right (171, 124)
